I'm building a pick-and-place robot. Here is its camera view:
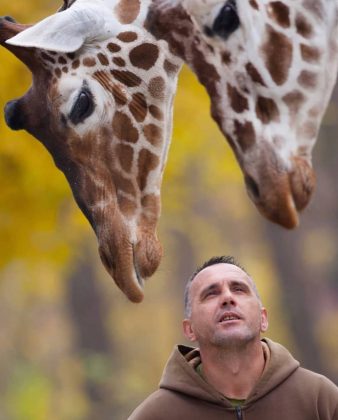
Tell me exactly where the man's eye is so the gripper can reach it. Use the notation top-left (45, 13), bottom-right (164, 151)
top-left (212, 1), bottom-right (240, 39)
top-left (233, 285), bottom-right (246, 293)
top-left (69, 89), bottom-right (94, 125)
top-left (204, 290), bottom-right (218, 298)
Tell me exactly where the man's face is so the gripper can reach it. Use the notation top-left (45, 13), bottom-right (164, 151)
top-left (183, 264), bottom-right (268, 349)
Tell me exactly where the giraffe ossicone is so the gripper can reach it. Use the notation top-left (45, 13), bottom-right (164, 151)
top-left (1, 0), bottom-right (337, 302)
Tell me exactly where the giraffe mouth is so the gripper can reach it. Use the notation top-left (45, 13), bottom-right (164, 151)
top-left (97, 228), bottom-right (162, 303)
top-left (132, 245), bottom-right (145, 288)
top-left (98, 242), bottom-right (145, 303)
top-left (244, 155), bottom-right (315, 229)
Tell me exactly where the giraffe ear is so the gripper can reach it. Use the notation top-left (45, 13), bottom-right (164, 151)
top-left (6, 1), bottom-right (122, 53)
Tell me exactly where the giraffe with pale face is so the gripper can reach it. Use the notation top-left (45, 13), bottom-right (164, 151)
top-left (1, 0), bottom-right (337, 301)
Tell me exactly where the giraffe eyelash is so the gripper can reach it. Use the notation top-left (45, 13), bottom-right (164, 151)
top-left (69, 85), bottom-right (95, 125)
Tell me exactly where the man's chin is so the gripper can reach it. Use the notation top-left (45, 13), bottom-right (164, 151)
top-left (212, 331), bottom-right (256, 349)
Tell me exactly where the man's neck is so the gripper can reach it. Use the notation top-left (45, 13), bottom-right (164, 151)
top-left (199, 340), bottom-right (266, 400)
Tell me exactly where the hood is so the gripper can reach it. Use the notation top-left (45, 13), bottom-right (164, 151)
top-left (159, 338), bottom-right (300, 407)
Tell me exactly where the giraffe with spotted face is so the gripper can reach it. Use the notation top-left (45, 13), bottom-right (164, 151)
top-left (1, 0), bottom-right (181, 302)
top-left (1, 0), bottom-right (338, 302)
top-left (148, 0), bottom-right (338, 227)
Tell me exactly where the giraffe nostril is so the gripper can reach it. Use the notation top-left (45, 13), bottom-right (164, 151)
top-left (4, 100), bottom-right (25, 131)
top-left (245, 175), bottom-right (260, 200)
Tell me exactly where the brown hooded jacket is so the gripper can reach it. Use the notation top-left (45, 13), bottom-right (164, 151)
top-left (128, 338), bottom-right (338, 420)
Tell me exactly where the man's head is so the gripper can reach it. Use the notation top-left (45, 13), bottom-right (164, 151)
top-left (183, 256), bottom-right (268, 349)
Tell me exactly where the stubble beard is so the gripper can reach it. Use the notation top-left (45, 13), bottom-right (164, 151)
top-left (210, 323), bottom-right (260, 351)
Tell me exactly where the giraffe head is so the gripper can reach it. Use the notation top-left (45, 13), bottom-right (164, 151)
top-left (0, 0), bottom-right (181, 302)
top-left (148, 0), bottom-right (338, 228)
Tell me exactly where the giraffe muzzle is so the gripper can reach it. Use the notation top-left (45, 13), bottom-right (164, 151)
top-left (243, 150), bottom-right (315, 229)
top-left (96, 215), bottom-right (162, 303)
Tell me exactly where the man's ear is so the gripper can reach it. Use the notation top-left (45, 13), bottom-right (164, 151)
top-left (260, 308), bottom-right (269, 333)
top-left (183, 319), bottom-right (197, 342)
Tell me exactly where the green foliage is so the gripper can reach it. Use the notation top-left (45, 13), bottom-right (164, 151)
top-left (5, 362), bottom-right (52, 420)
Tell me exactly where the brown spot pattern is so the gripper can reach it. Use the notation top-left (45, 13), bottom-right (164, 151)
top-left (111, 84), bottom-right (128, 106)
top-left (111, 70), bottom-right (142, 87)
top-left (93, 71), bottom-right (128, 105)
top-left (222, 51), bottom-right (232, 65)
top-left (129, 44), bottom-right (159, 70)
top-left (117, 31), bottom-right (138, 42)
top-left (301, 121), bottom-right (317, 138)
top-left (55, 68), bottom-right (62, 78)
top-left (191, 43), bottom-right (221, 100)
top-left (227, 84), bottom-right (249, 113)
top-left (118, 195), bottom-right (137, 215)
top-left (129, 93), bottom-right (148, 122)
top-left (72, 59), bottom-right (80, 69)
top-left (149, 105), bottom-right (163, 120)
top-left (262, 25), bottom-right (293, 85)
top-left (164, 60), bottom-right (179, 75)
top-left (41, 52), bottom-right (56, 64)
top-left (115, 0), bottom-right (140, 24)
top-left (234, 120), bottom-right (256, 151)
top-left (296, 13), bottom-right (313, 38)
top-left (116, 143), bottom-right (134, 172)
top-left (245, 62), bottom-right (266, 86)
top-left (107, 43), bottom-right (121, 53)
top-left (113, 57), bottom-right (126, 67)
top-left (144, 124), bottom-right (162, 146)
top-left (298, 70), bottom-right (318, 89)
top-left (300, 44), bottom-right (321, 63)
top-left (62, 66), bottom-right (68, 73)
top-left (98, 53), bottom-right (109, 66)
top-left (137, 149), bottom-right (160, 190)
top-left (58, 56), bottom-right (67, 65)
top-left (256, 96), bottom-right (280, 124)
top-left (283, 90), bottom-right (305, 114)
top-left (148, 77), bottom-right (165, 99)
top-left (83, 57), bottom-right (96, 67)
top-left (114, 172), bottom-right (136, 196)
top-left (249, 0), bottom-right (259, 9)
top-left (112, 112), bottom-right (139, 143)
top-left (267, 2), bottom-right (290, 28)
top-left (141, 194), bottom-right (159, 214)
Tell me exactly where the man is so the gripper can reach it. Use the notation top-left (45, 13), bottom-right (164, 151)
top-left (129, 256), bottom-right (338, 419)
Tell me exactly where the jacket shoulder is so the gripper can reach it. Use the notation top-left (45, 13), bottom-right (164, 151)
top-left (293, 367), bottom-right (338, 416)
top-left (128, 389), bottom-right (184, 420)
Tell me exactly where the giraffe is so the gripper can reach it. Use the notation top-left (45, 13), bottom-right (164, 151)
top-left (147, 0), bottom-right (338, 227)
top-left (1, 0), bottom-right (182, 303)
top-left (1, 0), bottom-right (337, 302)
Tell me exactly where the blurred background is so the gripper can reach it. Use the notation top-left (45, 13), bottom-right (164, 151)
top-left (0, 1), bottom-right (338, 419)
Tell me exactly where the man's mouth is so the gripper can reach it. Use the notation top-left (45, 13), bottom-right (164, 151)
top-left (218, 313), bottom-right (241, 323)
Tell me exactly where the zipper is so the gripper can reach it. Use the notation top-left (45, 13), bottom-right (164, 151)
top-left (235, 406), bottom-right (243, 420)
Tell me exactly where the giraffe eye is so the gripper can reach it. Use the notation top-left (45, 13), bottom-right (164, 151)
top-left (69, 88), bottom-right (94, 125)
top-left (212, 0), bottom-right (240, 39)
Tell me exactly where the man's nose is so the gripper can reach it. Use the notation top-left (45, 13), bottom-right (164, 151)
top-left (220, 289), bottom-right (235, 306)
